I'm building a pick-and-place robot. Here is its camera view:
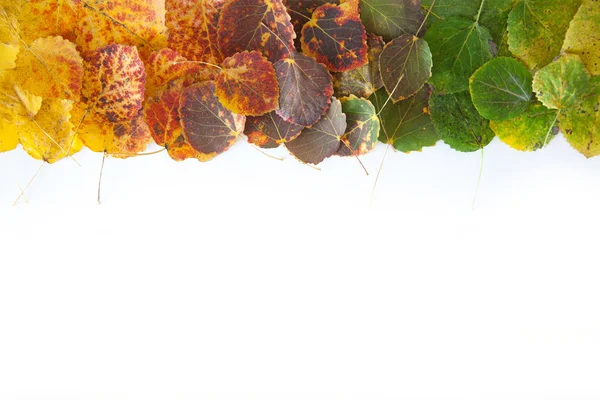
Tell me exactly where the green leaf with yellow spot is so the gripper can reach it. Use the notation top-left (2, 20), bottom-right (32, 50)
top-left (560, 78), bottom-right (600, 158)
top-left (360, 0), bottom-right (425, 42)
top-left (532, 54), bottom-right (591, 110)
top-left (337, 95), bottom-right (379, 157)
top-left (562, 0), bottom-right (600, 76)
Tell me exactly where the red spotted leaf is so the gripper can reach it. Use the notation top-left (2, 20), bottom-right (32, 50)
top-left (180, 80), bottom-right (246, 158)
top-left (301, 2), bottom-right (368, 72)
top-left (216, 51), bottom-right (279, 116)
top-left (244, 111), bottom-right (303, 148)
top-left (285, 97), bottom-right (346, 164)
top-left (81, 44), bottom-right (146, 123)
top-left (283, 0), bottom-right (339, 45)
top-left (166, 0), bottom-right (224, 63)
top-left (145, 48), bottom-right (209, 97)
top-left (218, 0), bottom-right (296, 63)
top-left (274, 51), bottom-right (334, 127)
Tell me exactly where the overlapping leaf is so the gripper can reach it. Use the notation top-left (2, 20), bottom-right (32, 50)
top-left (336, 95), bottom-right (379, 157)
top-left (469, 57), bottom-right (533, 121)
top-left (301, 1), bottom-right (368, 72)
top-left (244, 111), bottom-right (303, 148)
top-left (507, 0), bottom-right (581, 69)
top-left (563, 0), bottom-right (600, 76)
top-left (361, 0), bottom-right (424, 41)
top-left (560, 80), bottom-right (600, 158)
top-left (371, 85), bottom-right (439, 152)
top-left (218, 0), bottom-right (295, 63)
top-left (379, 33), bottom-right (432, 102)
top-left (0, 6), bottom-right (20, 70)
top-left (274, 51), bottom-right (333, 127)
top-left (430, 91), bottom-right (495, 152)
top-left (215, 51), bottom-right (279, 116)
top-left (19, 0), bottom-right (80, 44)
top-left (532, 55), bottom-right (591, 111)
top-left (285, 97), bottom-right (346, 164)
top-left (283, 0), bottom-right (339, 45)
top-left (333, 34), bottom-right (384, 99)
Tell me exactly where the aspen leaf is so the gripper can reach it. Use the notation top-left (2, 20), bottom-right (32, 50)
top-left (244, 111), bottom-right (303, 148)
top-left (274, 51), bottom-right (334, 127)
top-left (0, 7), bottom-right (20, 70)
top-left (0, 117), bottom-right (18, 152)
top-left (560, 80), bottom-right (600, 158)
top-left (215, 51), bottom-right (279, 116)
top-left (285, 96), bottom-right (346, 164)
top-left (166, 0), bottom-right (224, 63)
top-left (371, 85), bottom-right (439, 153)
top-left (145, 48), bottom-right (208, 98)
top-left (507, 0), bottom-right (581, 69)
top-left (283, 0), bottom-right (339, 46)
top-left (379, 34), bottom-right (433, 102)
top-left (333, 34), bottom-right (384, 99)
top-left (360, 0), bottom-right (424, 41)
top-left (218, 0), bottom-right (295, 63)
top-left (13, 36), bottom-right (83, 101)
top-left (81, 44), bottom-right (146, 123)
top-left (469, 57), bottom-right (533, 121)
top-left (19, 0), bottom-right (81, 44)
top-left (180, 80), bottom-right (246, 159)
top-left (336, 95), bottom-right (379, 157)
top-left (532, 55), bottom-right (591, 111)
top-left (301, 2), bottom-right (368, 72)
top-left (0, 72), bottom-right (43, 125)
top-left (563, 0), bottom-right (600, 75)
top-left (18, 98), bottom-right (83, 163)
top-left (430, 91), bottom-right (495, 152)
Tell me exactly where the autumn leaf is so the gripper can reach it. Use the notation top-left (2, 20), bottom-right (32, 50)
top-left (285, 97), bottom-right (346, 164)
top-left (379, 33), bottom-right (432, 102)
top-left (333, 34), bottom-right (384, 99)
top-left (215, 51), bottom-right (279, 116)
top-left (361, 0), bottom-right (425, 41)
top-left (301, 1), bottom-right (368, 72)
top-left (81, 44), bottom-right (146, 123)
top-left (429, 91), bottom-right (495, 152)
top-left (145, 48), bottom-right (208, 98)
top-left (560, 79), bottom-right (600, 158)
top-left (180, 80), bottom-right (246, 159)
top-left (283, 0), bottom-right (338, 46)
top-left (562, 0), bottom-right (600, 76)
top-left (244, 111), bottom-right (303, 148)
top-left (0, 72), bottom-right (42, 125)
top-left (0, 6), bottom-right (20, 70)
top-left (507, 0), bottom-right (581, 69)
top-left (75, 0), bottom-right (167, 60)
top-left (469, 57), bottom-right (533, 121)
top-left (371, 85), bottom-right (439, 153)
top-left (336, 95), bottom-right (379, 157)
top-left (0, 118), bottom-right (18, 152)
top-left (218, 0), bottom-right (295, 63)
top-left (490, 102), bottom-right (558, 151)
top-left (19, 0), bottom-right (81, 44)
top-left (13, 36), bottom-right (83, 101)
top-left (166, 0), bottom-right (224, 63)
top-left (72, 103), bottom-right (152, 157)
top-left (532, 55), bottom-right (591, 111)
top-left (18, 98), bottom-right (83, 163)
top-left (274, 51), bottom-right (333, 127)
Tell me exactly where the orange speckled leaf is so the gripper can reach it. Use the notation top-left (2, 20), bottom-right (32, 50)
top-left (82, 44), bottom-right (146, 123)
top-left (76, 0), bottom-right (167, 60)
top-left (0, 7), bottom-right (20, 70)
top-left (283, 0), bottom-right (339, 46)
top-left (72, 104), bottom-right (152, 158)
top-left (216, 51), bottom-right (279, 116)
top-left (0, 71), bottom-right (43, 124)
top-left (218, 0), bottom-right (295, 63)
top-left (244, 110), bottom-right (303, 148)
top-left (13, 36), bottom-right (83, 101)
top-left (145, 48), bottom-right (214, 97)
top-left (274, 51), bottom-right (333, 127)
top-left (301, 2), bottom-right (367, 72)
top-left (180, 80), bottom-right (246, 158)
top-left (166, 0), bottom-right (224, 63)
top-left (20, 0), bottom-right (81, 44)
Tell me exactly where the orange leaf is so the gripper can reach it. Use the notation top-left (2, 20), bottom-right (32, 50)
top-left (216, 51), bottom-right (279, 116)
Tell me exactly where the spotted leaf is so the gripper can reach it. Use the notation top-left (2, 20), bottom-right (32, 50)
top-left (244, 111), bottom-right (303, 148)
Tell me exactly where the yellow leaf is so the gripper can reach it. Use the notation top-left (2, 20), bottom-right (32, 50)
top-left (71, 103), bottom-right (152, 158)
top-left (18, 98), bottom-right (82, 163)
top-left (563, 0), bottom-right (600, 75)
top-left (13, 36), bottom-right (83, 101)
top-left (0, 6), bottom-right (20, 70)
top-left (0, 117), bottom-right (18, 152)
top-left (19, 0), bottom-right (80, 44)
top-left (75, 0), bottom-right (167, 61)
top-left (0, 72), bottom-right (43, 124)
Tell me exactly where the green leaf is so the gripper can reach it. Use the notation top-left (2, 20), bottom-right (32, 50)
top-left (560, 78), bottom-right (600, 158)
top-left (490, 102), bottom-right (558, 151)
top-left (337, 95), bottom-right (380, 157)
top-left (532, 54), bottom-right (591, 110)
top-left (469, 57), bottom-right (533, 121)
top-left (371, 85), bottom-right (440, 153)
top-left (562, 0), bottom-right (600, 76)
top-left (421, 0), bottom-right (480, 23)
top-left (333, 34), bottom-right (384, 99)
top-left (379, 34), bottom-right (433, 102)
top-left (507, 0), bottom-right (582, 69)
top-left (429, 90), bottom-right (495, 152)
top-left (425, 16), bottom-right (494, 93)
top-left (285, 97), bottom-right (346, 164)
top-left (360, 0), bottom-right (425, 41)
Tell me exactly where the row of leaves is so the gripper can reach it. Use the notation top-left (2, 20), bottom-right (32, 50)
top-left (0, 0), bottom-right (598, 169)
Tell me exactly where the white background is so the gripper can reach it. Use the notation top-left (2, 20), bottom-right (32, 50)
top-left (1, 136), bottom-right (600, 399)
